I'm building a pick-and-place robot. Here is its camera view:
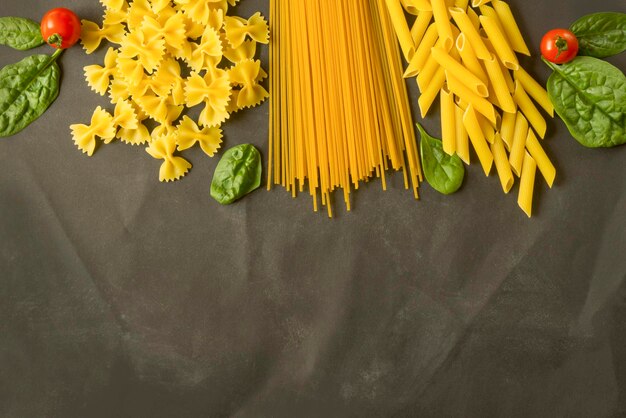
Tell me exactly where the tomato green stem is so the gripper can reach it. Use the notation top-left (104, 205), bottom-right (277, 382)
top-left (47, 33), bottom-right (63, 49)
top-left (554, 35), bottom-right (569, 58)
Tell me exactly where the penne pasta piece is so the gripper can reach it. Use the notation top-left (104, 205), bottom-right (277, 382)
top-left (418, 67), bottom-right (446, 117)
top-left (456, 33), bottom-right (488, 85)
top-left (471, 0), bottom-right (492, 6)
top-left (455, 104), bottom-right (470, 164)
top-left (405, 23), bottom-right (438, 77)
top-left (449, 7), bottom-right (491, 60)
top-left (463, 105), bottom-right (494, 175)
top-left (466, 5), bottom-right (481, 30)
top-left (401, 0), bottom-right (420, 14)
top-left (525, 129), bottom-right (556, 187)
top-left (513, 80), bottom-right (547, 138)
top-left (491, 133), bottom-right (514, 193)
top-left (385, 0), bottom-right (416, 61)
top-left (492, 0), bottom-right (531, 56)
top-left (446, 71), bottom-right (497, 124)
top-left (441, 85), bottom-right (456, 154)
top-left (431, 0), bottom-right (454, 50)
top-left (518, 151), bottom-right (536, 217)
top-left (479, 15), bottom-right (519, 70)
top-left (479, 5), bottom-right (507, 39)
top-left (406, 0), bottom-right (433, 11)
top-left (483, 53), bottom-right (516, 113)
top-left (509, 111), bottom-right (528, 177)
top-left (454, 0), bottom-right (469, 8)
top-left (410, 11), bottom-right (433, 45)
top-left (431, 46), bottom-right (488, 97)
top-left (500, 110), bottom-right (517, 150)
top-left (476, 112), bottom-right (496, 144)
top-left (514, 67), bottom-right (554, 116)
top-left (416, 53), bottom-right (440, 91)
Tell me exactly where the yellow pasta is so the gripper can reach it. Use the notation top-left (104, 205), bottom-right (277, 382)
top-left (73, 0), bottom-right (269, 183)
top-left (449, 7), bottom-right (491, 59)
top-left (446, 71), bottom-right (497, 124)
top-left (405, 23), bottom-right (438, 77)
top-left (479, 15), bottom-right (519, 70)
top-left (463, 105), bottom-right (493, 175)
top-left (455, 104), bottom-right (470, 164)
top-left (441, 86), bottom-right (456, 155)
top-left (431, 0), bottom-right (454, 50)
top-left (491, 133), bottom-right (514, 193)
top-left (431, 47), bottom-right (488, 97)
top-left (491, 0), bottom-right (530, 56)
top-left (455, 33), bottom-right (488, 85)
top-left (418, 68), bottom-right (446, 117)
top-left (518, 151), bottom-right (536, 217)
top-left (509, 111), bottom-right (528, 177)
top-left (385, 0), bottom-right (416, 61)
top-left (500, 110), bottom-right (517, 150)
top-left (410, 11), bottom-right (433, 45)
top-left (513, 80), bottom-right (547, 138)
top-left (514, 67), bottom-right (554, 116)
top-left (482, 54), bottom-right (516, 113)
top-left (525, 130), bottom-right (556, 187)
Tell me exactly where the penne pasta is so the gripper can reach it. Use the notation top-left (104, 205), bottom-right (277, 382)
top-left (456, 33), bottom-right (488, 85)
top-left (410, 11), bottom-right (433, 45)
top-left (401, 0), bottom-right (420, 14)
top-left (441, 85), bottom-right (456, 154)
top-left (463, 105), bottom-right (494, 175)
top-left (492, 0), bottom-right (531, 56)
top-left (476, 112), bottom-right (496, 144)
top-left (455, 104), bottom-right (470, 164)
top-left (500, 110), bottom-right (517, 150)
top-left (418, 67), bottom-right (446, 116)
top-left (431, 46), bottom-right (488, 97)
top-left (518, 151), bottom-right (536, 217)
top-left (466, 5), bottom-right (481, 30)
top-left (406, 0), bottom-right (433, 11)
top-left (479, 15), bottom-right (519, 70)
top-left (513, 80), bottom-right (547, 138)
top-left (525, 129), bottom-right (556, 187)
top-left (431, 0), bottom-right (454, 50)
top-left (449, 7), bottom-right (491, 59)
top-left (385, 0), bottom-right (416, 61)
top-left (483, 53), bottom-right (516, 113)
top-left (514, 67), bottom-right (554, 116)
top-left (405, 23), bottom-right (438, 77)
top-left (491, 133), bottom-right (514, 193)
top-left (509, 111), bottom-right (528, 177)
top-left (454, 0), bottom-right (470, 8)
top-left (471, 0), bottom-right (492, 6)
top-left (446, 71), bottom-right (497, 124)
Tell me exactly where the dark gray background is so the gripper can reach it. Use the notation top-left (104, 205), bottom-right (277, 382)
top-left (1, 1), bottom-right (625, 417)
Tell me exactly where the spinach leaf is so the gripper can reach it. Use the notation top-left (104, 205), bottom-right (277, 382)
top-left (570, 12), bottom-right (626, 58)
top-left (211, 144), bottom-right (262, 204)
top-left (417, 123), bottom-right (464, 195)
top-left (545, 56), bottom-right (626, 148)
top-left (0, 53), bottom-right (61, 137)
top-left (0, 17), bottom-right (45, 51)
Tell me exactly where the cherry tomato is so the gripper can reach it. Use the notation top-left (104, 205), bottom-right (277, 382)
top-left (540, 29), bottom-right (579, 64)
top-left (40, 8), bottom-right (81, 49)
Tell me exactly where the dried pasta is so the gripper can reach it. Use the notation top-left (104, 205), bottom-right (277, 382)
top-left (72, 0), bottom-right (269, 182)
top-left (386, 0), bottom-right (557, 217)
top-left (268, 0), bottom-right (422, 216)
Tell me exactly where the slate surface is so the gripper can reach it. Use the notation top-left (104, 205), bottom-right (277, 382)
top-left (1, 1), bottom-right (625, 417)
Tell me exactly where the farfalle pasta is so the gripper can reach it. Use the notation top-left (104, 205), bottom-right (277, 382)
top-left (71, 0), bottom-right (269, 182)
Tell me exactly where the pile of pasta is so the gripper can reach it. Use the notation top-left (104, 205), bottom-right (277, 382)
top-left (70, 0), bottom-right (269, 182)
top-left (268, 0), bottom-right (422, 217)
top-left (385, 0), bottom-right (556, 216)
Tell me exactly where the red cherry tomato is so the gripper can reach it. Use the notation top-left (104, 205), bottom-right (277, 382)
top-left (40, 8), bottom-right (81, 49)
top-left (540, 29), bottom-right (579, 64)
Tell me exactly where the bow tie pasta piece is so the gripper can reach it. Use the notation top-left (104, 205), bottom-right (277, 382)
top-left (224, 12), bottom-right (269, 49)
top-left (112, 99), bottom-right (139, 131)
top-left (100, 0), bottom-right (127, 11)
top-left (146, 134), bottom-right (192, 182)
top-left (118, 29), bottom-right (165, 74)
top-left (74, 0), bottom-right (269, 183)
top-left (223, 40), bottom-right (257, 64)
top-left (81, 21), bottom-right (125, 54)
top-left (70, 107), bottom-right (116, 156)
top-left (176, 115), bottom-right (223, 156)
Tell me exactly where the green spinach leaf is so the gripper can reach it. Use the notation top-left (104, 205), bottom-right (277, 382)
top-left (570, 12), bottom-right (626, 58)
top-left (211, 144), bottom-right (262, 204)
top-left (417, 123), bottom-right (464, 195)
top-left (0, 53), bottom-right (61, 137)
top-left (0, 17), bottom-right (45, 51)
top-left (545, 56), bottom-right (626, 148)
